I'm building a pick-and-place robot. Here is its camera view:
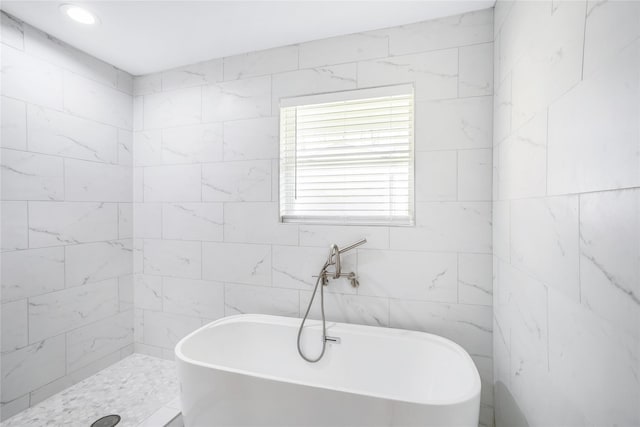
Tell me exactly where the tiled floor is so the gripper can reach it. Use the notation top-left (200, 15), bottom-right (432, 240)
top-left (1, 354), bottom-right (181, 427)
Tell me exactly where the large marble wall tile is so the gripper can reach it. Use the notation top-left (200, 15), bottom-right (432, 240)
top-left (118, 203), bottom-right (133, 239)
top-left (65, 240), bottom-right (133, 287)
top-left (510, 196), bottom-right (579, 300)
top-left (509, 1), bottom-right (585, 130)
top-left (0, 395), bottom-right (29, 422)
top-left (134, 274), bottom-right (163, 311)
top-left (143, 239), bottom-right (202, 279)
top-left (492, 75), bottom-right (512, 145)
top-left (118, 274), bottom-right (133, 311)
top-left (579, 188), bottom-right (640, 339)
top-left (28, 202), bottom-right (118, 247)
top-left (133, 96), bottom-right (143, 131)
top-left (390, 299), bottom-right (493, 358)
top-left (459, 42), bottom-right (494, 97)
top-left (459, 253), bottom-right (493, 306)
top-left (358, 249), bottom-right (457, 302)
top-left (22, 25), bottom-right (120, 90)
top-left (202, 75), bottom-right (271, 122)
top-left (299, 292), bottom-right (389, 327)
top-left (63, 72), bottom-right (132, 129)
top-left (492, 202), bottom-right (510, 264)
top-left (162, 277), bottom-right (224, 319)
top-left (497, 112), bottom-right (547, 200)
top-left (201, 160), bottom-right (271, 202)
top-left (0, 335), bottom-right (65, 402)
top-left (583, 0), bottom-right (640, 78)
top-left (1, 247), bottom-right (64, 302)
top-left (1, 201), bottom-right (28, 251)
top-left (224, 202), bottom-right (298, 245)
top-left (117, 129), bottom-right (133, 166)
top-left (202, 242), bottom-right (271, 286)
top-left (415, 151), bottom-right (457, 202)
top-left (415, 96), bottom-right (493, 151)
top-left (299, 32), bottom-right (388, 68)
top-left (162, 123), bottom-right (223, 164)
top-left (133, 167), bottom-right (144, 203)
top-left (64, 160), bottom-right (132, 202)
top-left (271, 64), bottom-right (356, 112)
top-left (1, 149), bottom-right (64, 201)
top-left (383, 8), bottom-right (493, 56)
top-left (458, 149), bottom-right (492, 201)
top-left (116, 71), bottom-right (133, 95)
top-left (497, 1), bottom-right (550, 86)
top-left (142, 310), bottom-right (201, 349)
top-left (133, 130), bottom-right (162, 166)
top-left (26, 105), bottom-right (118, 163)
top-left (1, 299), bottom-right (28, 352)
top-left (133, 203), bottom-right (162, 239)
top-left (548, 40), bottom-right (639, 195)
top-left (1, 12), bottom-right (24, 50)
top-left (143, 164), bottom-right (201, 202)
top-left (28, 278), bottom-right (119, 342)
top-left (66, 310), bottom-right (133, 372)
top-left (298, 225), bottom-right (389, 250)
top-left (133, 74), bottom-right (162, 96)
top-left (223, 45), bottom-right (298, 80)
top-left (161, 59), bottom-right (223, 91)
top-left (224, 283), bottom-right (299, 318)
top-left (1, 96), bottom-right (27, 150)
top-left (223, 117), bottom-right (278, 161)
top-left (1, 44), bottom-right (63, 109)
top-left (272, 245), bottom-right (356, 294)
top-left (548, 288), bottom-right (640, 426)
top-left (390, 202), bottom-right (492, 253)
top-left (162, 203), bottom-right (223, 241)
top-left (357, 49), bottom-right (457, 99)
top-left (143, 86), bottom-right (202, 130)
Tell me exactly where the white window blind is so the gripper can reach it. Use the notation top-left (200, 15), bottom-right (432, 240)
top-left (279, 84), bottom-right (414, 226)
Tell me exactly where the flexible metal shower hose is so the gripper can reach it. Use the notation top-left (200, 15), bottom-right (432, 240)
top-left (296, 260), bottom-right (330, 363)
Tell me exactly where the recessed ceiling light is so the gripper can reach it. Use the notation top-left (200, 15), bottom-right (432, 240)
top-left (60, 4), bottom-right (98, 25)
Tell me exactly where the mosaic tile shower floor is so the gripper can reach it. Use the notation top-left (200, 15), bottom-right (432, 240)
top-left (1, 354), bottom-right (181, 427)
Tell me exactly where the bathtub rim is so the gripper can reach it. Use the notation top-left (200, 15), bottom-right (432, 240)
top-left (175, 313), bottom-right (481, 406)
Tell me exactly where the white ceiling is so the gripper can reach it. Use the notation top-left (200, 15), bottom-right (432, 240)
top-left (1, 1), bottom-right (494, 76)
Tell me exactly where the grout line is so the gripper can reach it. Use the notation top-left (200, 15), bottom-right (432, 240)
top-left (580, 0), bottom-right (588, 81)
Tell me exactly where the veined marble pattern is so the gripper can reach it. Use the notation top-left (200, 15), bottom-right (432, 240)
top-left (131, 9), bottom-right (496, 427)
top-left (0, 354), bottom-right (179, 427)
top-left (493, 1), bottom-right (640, 426)
top-left (1, 12), bottom-right (134, 416)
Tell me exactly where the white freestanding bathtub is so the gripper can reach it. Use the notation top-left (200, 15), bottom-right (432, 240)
top-left (175, 314), bottom-right (480, 427)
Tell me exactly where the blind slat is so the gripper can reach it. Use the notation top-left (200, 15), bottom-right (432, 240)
top-left (280, 85), bottom-right (414, 226)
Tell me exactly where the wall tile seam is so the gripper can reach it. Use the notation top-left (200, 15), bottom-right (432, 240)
top-left (137, 240), bottom-right (494, 257)
top-left (0, 36), bottom-right (134, 98)
top-left (140, 39), bottom-right (495, 88)
top-left (0, 280), bottom-right (128, 307)
top-left (26, 342), bottom-right (134, 405)
top-left (495, 185), bottom-right (640, 203)
top-left (133, 278), bottom-right (494, 309)
top-left (0, 94), bottom-right (133, 133)
top-left (2, 311), bottom-right (133, 357)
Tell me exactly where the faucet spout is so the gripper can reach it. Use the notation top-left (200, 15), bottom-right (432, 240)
top-left (326, 239), bottom-right (367, 279)
top-left (338, 238), bottom-right (367, 254)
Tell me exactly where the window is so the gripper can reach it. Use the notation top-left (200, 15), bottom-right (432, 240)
top-left (279, 84), bottom-right (414, 226)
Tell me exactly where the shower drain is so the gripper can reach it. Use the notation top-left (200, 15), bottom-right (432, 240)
top-left (90, 414), bottom-right (121, 427)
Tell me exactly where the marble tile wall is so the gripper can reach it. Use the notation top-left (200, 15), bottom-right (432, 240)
top-left (492, 1), bottom-right (640, 425)
top-left (131, 9), bottom-right (495, 426)
top-left (0, 12), bottom-right (134, 420)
